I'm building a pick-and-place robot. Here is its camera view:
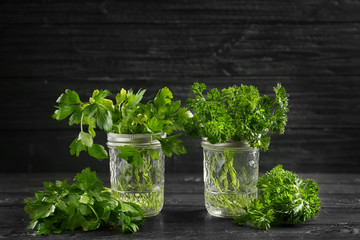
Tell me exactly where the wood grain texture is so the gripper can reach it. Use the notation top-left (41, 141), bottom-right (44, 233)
top-left (1, 0), bottom-right (359, 173)
top-left (2, 76), bottom-right (360, 129)
top-left (1, 128), bottom-right (359, 173)
top-left (1, 0), bottom-right (360, 24)
top-left (1, 24), bottom-right (359, 77)
top-left (0, 173), bottom-right (359, 239)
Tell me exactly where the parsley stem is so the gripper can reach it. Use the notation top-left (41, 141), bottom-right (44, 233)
top-left (80, 113), bottom-right (84, 132)
top-left (88, 204), bottom-right (100, 222)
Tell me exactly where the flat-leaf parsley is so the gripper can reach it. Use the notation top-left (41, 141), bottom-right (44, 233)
top-left (24, 168), bottom-right (144, 235)
top-left (52, 87), bottom-right (190, 162)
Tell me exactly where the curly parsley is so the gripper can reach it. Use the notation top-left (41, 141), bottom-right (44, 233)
top-left (185, 83), bottom-right (289, 150)
top-left (234, 165), bottom-right (321, 230)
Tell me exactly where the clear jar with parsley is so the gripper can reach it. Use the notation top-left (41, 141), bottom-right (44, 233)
top-left (107, 133), bottom-right (165, 217)
top-left (202, 138), bottom-right (259, 218)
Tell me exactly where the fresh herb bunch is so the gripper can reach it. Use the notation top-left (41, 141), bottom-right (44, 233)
top-left (185, 83), bottom-right (289, 150)
top-left (52, 87), bottom-right (189, 162)
top-left (24, 168), bottom-right (144, 235)
top-left (204, 148), bottom-right (259, 217)
top-left (234, 165), bottom-right (321, 230)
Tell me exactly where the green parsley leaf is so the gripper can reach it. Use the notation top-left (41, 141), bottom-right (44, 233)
top-left (133, 89), bottom-right (146, 106)
top-left (83, 104), bottom-right (97, 118)
top-left (116, 88), bottom-right (127, 105)
top-left (68, 110), bottom-right (83, 126)
top-left (154, 87), bottom-right (173, 109)
top-left (56, 89), bottom-right (81, 105)
top-left (24, 168), bottom-right (145, 235)
top-left (24, 201), bottom-right (55, 221)
top-left (185, 83), bottom-right (290, 151)
top-left (52, 89), bottom-right (82, 120)
top-left (234, 165), bottom-right (321, 230)
top-left (52, 104), bottom-right (80, 121)
top-left (53, 87), bottom-right (190, 164)
top-left (155, 134), bottom-right (187, 157)
top-left (69, 138), bottom-right (87, 157)
top-left (147, 117), bottom-right (164, 133)
top-left (88, 144), bottom-right (108, 160)
top-left (190, 82), bottom-right (206, 96)
top-left (96, 105), bottom-right (113, 132)
top-left (116, 145), bottom-right (143, 167)
top-left (78, 131), bottom-right (93, 147)
top-left (91, 89), bottom-right (112, 102)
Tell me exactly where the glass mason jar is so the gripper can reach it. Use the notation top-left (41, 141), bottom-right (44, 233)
top-left (107, 133), bottom-right (165, 217)
top-left (202, 138), bottom-right (259, 218)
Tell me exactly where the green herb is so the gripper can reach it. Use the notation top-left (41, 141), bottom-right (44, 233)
top-left (234, 165), bottom-right (321, 230)
top-left (204, 148), bottom-right (258, 217)
top-left (24, 168), bottom-right (144, 235)
top-left (185, 83), bottom-right (289, 150)
top-left (112, 87), bottom-right (188, 165)
top-left (52, 89), bottom-right (111, 160)
top-left (112, 147), bottom-right (165, 216)
top-left (52, 87), bottom-right (189, 161)
top-left (186, 83), bottom-right (289, 217)
top-left (52, 87), bottom-right (189, 217)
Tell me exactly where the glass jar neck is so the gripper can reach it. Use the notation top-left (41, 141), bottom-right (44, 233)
top-left (201, 138), bottom-right (256, 151)
top-left (107, 132), bottom-right (166, 149)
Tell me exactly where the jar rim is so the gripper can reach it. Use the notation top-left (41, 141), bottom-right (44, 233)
top-left (107, 132), bottom-right (166, 148)
top-left (201, 137), bottom-right (256, 150)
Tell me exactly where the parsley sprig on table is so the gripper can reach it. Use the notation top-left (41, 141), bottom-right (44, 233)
top-left (24, 168), bottom-right (144, 235)
top-left (52, 87), bottom-right (189, 164)
top-left (185, 83), bottom-right (289, 150)
top-left (234, 165), bottom-right (321, 230)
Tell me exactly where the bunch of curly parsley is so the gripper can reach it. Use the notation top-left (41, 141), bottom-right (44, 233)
top-left (234, 165), bottom-right (321, 230)
top-left (185, 82), bottom-right (289, 151)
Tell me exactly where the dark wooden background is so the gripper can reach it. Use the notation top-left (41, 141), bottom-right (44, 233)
top-left (1, 0), bottom-right (359, 173)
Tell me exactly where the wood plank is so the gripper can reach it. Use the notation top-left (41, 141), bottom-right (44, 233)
top-left (1, 127), bottom-right (359, 173)
top-left (1, 173), bottom-right (359, 238)
top-left (2, 76), bottom-right (360, 129)
top-left (1, 173), bottom-right (360, 194)
top-left (2, 191), bottom-right (360, 209)
top-left (1, 0), bottom-right (360, 24)
top-left (1, 24), bottom-right (359, 77)
top-left (1, 199), bottom-right (360, 239)
top-left (1, 1), bottom-right (360, 175)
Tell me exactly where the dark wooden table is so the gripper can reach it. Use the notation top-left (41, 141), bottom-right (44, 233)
top-left (1, 172), bottom-right (359, 239)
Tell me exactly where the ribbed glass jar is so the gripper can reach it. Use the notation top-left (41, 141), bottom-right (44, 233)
top-left (107, 133), bottom-right (165, 217)
top-left (202, 138), bottom-right (259, 218)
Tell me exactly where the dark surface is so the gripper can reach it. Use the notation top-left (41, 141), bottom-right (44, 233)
top-left (1, 172), bottom-right (359, 239)
top-left (1, 0), bottom-right (360, 173)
